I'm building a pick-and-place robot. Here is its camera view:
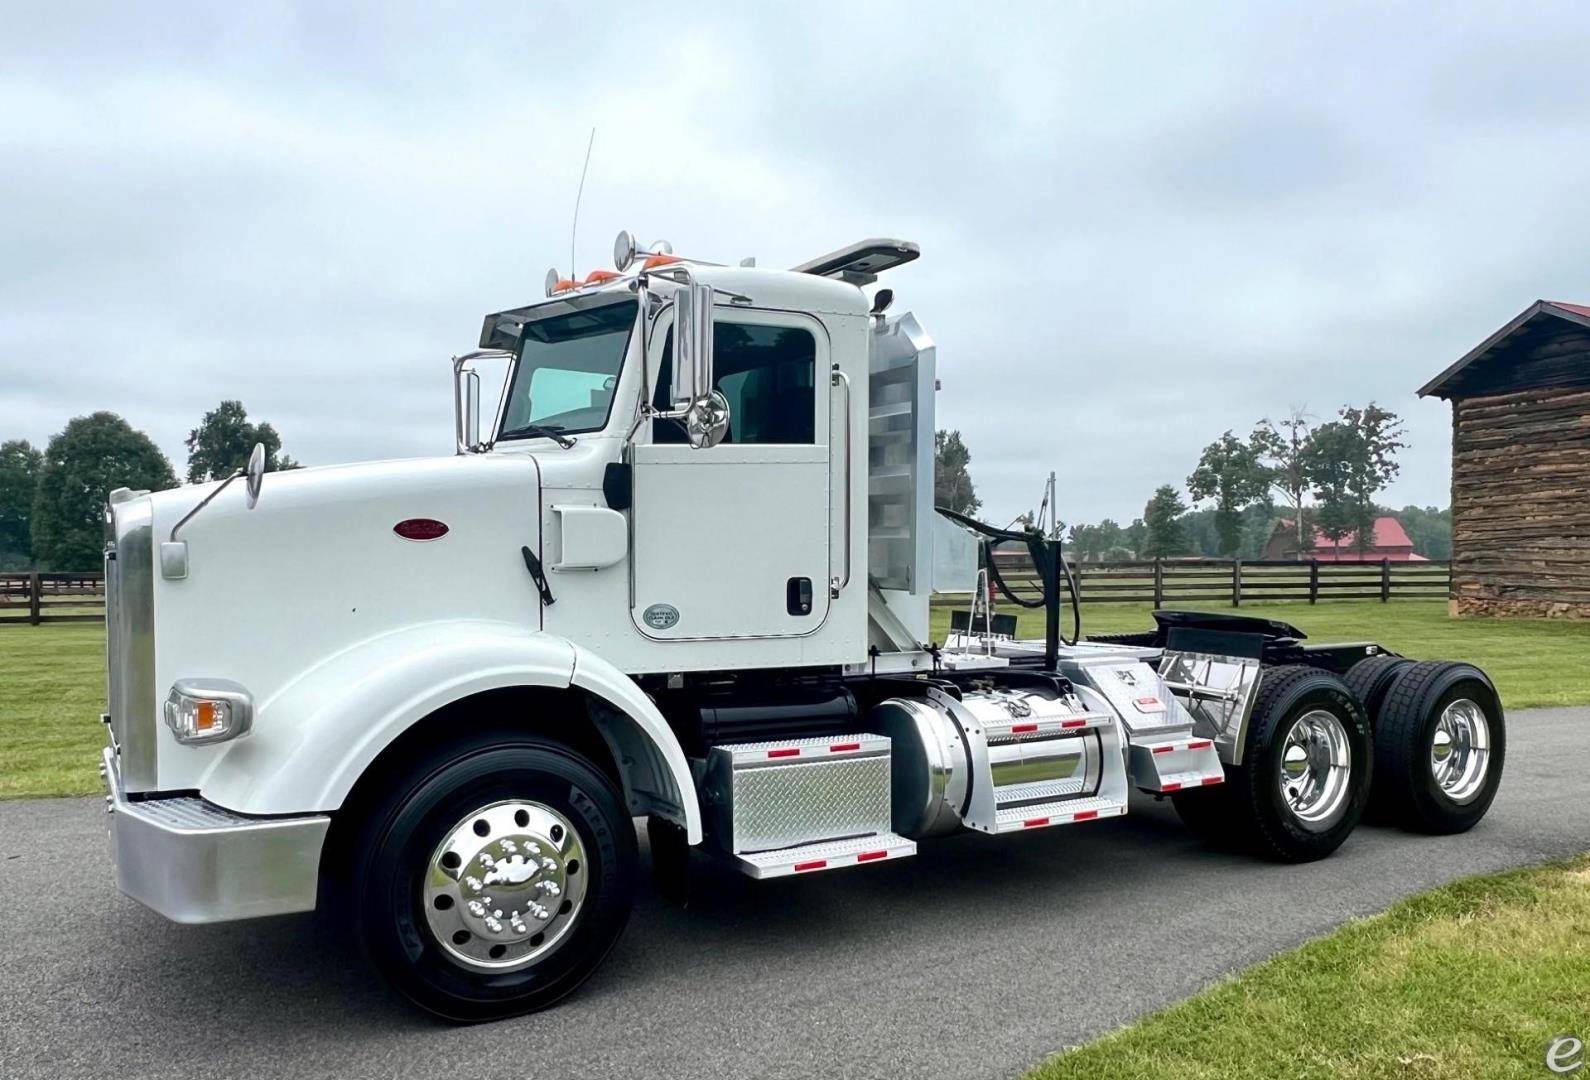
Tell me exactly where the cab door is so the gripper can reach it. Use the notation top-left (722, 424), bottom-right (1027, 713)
top-left (630, 308), bottom-right (832, 641)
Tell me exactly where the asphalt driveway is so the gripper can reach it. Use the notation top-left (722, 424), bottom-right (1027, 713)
top-left (2, 706), bottom-right (1585, 1080)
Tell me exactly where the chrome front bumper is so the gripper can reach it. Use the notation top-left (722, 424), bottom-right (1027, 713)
top-left (102, 747), bottom-right (330, 924)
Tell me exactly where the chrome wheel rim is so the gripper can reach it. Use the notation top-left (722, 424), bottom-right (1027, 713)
top-left (1430, 698), bottom-right (1491, 804)
top-left (1278, 709), bottom-right (1353, 829)
top-left (423, 800), bottom-right (588, 973)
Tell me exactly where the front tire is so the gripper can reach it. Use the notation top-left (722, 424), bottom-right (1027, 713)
top-left (350, 733), bottom-right (637, 1021)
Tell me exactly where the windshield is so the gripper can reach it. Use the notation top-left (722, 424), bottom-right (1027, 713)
top-left (498, 299), bottom-right (637, 439)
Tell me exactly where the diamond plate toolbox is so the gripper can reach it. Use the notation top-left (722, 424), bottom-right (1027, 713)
top-left (704, 735), bottom-right (892, 854)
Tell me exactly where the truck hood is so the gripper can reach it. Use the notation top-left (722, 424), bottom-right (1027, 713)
top-left (132, 451), bottom-right (547, 793)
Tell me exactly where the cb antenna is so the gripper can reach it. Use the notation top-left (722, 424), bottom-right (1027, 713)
top-left (570, 127), bottom-right (596, 278)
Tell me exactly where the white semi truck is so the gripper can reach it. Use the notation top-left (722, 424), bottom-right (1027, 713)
top-left (100, 234), bottom-right (1504, 1020)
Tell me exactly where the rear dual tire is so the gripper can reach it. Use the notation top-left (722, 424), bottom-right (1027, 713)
top-left (1368, 661), bottom-right (1504, 835)
top-left (1174, 666), bottom-right (1372, 862)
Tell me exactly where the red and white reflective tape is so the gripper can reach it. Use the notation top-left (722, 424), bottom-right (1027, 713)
top-left (792, 848), bottom-right (895, 873)
top-left (1150, 738), bottom-right (1218, 756)
top-left (1023, 807), bottom-right (1108, 828)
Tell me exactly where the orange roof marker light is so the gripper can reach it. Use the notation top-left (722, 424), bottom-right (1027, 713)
top-left (543, 268), bottom-right (579, 296)
top-left (583, 269), bottom-right (620, 286)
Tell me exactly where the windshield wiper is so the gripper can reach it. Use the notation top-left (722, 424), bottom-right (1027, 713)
top-left (498, 423), bottom-right (576, 448)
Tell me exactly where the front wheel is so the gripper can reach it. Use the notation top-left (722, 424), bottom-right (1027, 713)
top-left (350, 734), bottom-right (637, 1021)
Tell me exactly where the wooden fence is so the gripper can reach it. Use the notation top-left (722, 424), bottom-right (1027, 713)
top-left (0, 559), bottom-right (1452, 626)
top-left (937, 557), bottom-right (1451, 608)
top-left (0, 572), bottom-right (107, 625)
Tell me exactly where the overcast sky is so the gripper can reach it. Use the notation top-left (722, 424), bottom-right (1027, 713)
top-left (4, 3), bottom-right (1589, 526)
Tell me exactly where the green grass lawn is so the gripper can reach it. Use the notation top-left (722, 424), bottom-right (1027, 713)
top-left (1028, 856), bottom-right (1590, 1080)
top-left (1, 601), bottom-right (1586, 799)
top-left (1, 624), bottom-right (106, 799)
top-left (930, 599), bottom-right (1590, 710)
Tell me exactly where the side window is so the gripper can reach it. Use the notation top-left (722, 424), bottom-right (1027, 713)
top-left (653, 322), bottom-right (817, 445)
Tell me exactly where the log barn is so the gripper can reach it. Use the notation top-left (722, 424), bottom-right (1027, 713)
top-left (1419, 300), bottom-right (1590, 617)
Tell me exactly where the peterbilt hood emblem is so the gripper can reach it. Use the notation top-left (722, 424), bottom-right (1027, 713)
top-left (394, 518), bottom-right (449, 541)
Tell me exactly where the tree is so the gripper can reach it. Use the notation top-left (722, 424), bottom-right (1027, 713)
top-left (1066, 518), bottom-right (1132, 562)
top-left (1186, 431), bottom-right (1273, 557)
top-left (32, 413), bottom-right (177, 570)
top-left (1123, 518), bottom-right (1147, 558)
top-left (184, 400), bottom-right (300, 483)
top-left (1397, 505), bottom-right (1452, 561)
top-left (1141, 485), bottom-right (1189, 558)
top-left (0, 439), bottom-right (42, 569)
top-left (1303, 404), bottom-right (1407, 555)
top-left (1251, 408), bottom-right (1316, 553)
top-left (1092, 518), bottom-right (1127, 560)
top-left (934, 429), bottom-right (981, 516)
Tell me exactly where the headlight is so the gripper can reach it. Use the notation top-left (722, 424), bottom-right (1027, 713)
top-left (164, 679), bottom-right (253, 745)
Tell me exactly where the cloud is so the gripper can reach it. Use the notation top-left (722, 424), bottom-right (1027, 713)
top-left (3, 1), bottom-right (1589, 527)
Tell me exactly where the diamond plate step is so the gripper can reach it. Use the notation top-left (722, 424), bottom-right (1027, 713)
top-left (1128, 736), bottom-right (1226, 794)
top-left (982, 708), bottom-right (1111, 742)
top-left (992, 795), bottom-right (1127, 834)
top-left (734, 832), bottom-right (916, 879)
top-left (1151, 769), bottom-right (1225, 794)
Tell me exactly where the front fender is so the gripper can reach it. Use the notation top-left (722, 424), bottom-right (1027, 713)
top-left (197, 620), bottom-right (701, 843)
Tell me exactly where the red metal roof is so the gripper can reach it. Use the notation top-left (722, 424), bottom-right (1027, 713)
top-left (1276, 516), bottom-right (1426, 560)
top-left (1548, 300), bottom-right (1590, 318)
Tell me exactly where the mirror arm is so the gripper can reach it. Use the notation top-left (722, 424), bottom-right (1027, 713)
top-left (451, 348), bottom-right (513, 454)
top-left (169, 469), bottom-right (243, 544)
top-left (452, 354), bottom-right (468, 454)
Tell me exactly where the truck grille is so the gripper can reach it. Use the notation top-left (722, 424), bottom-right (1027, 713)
top-left (106, 501), bottom-right (158, 791)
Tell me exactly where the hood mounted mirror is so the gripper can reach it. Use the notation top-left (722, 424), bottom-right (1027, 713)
top-left (245, 442), bottom-right (266, 509)
top-left (161, 442), bottom-right (269, 580)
